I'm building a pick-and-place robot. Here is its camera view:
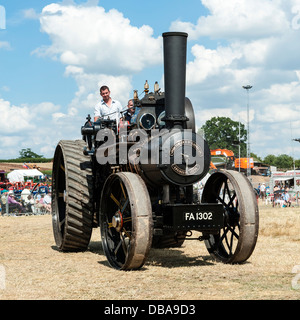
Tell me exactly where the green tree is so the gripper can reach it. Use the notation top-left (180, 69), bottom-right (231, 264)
top-left (250, 152), bottom-right (262, 162)
top-left (200, 116), bottom-right (247, 157)
top-left (263, 154), bottom-right (277, 166)
top-left (295, 159), bottom-right (300, 168)
top-left (274, 154), bottom-right (293, 169)
top-left (19, 148), bottom-right (44, 159)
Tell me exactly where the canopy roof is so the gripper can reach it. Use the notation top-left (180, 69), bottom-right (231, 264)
top-left (7, 169), bottom-right (44, 182)
top-left (272, 171), bottom-right (300, 182)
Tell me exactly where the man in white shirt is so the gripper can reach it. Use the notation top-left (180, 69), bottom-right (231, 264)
top-left (94, 85), bottom-right (123, 122)
top-left (260, 183), bottom-right (266, 200)
top-left (43, 192), bottom-right (51, 212)
top-left (21, 186), bottom-right (31, 201)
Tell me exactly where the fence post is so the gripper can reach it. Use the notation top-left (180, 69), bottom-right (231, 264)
top-left (5, 195), bottom-right (8, 214)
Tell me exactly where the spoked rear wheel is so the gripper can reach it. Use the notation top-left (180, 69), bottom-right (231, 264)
top-left (100, 172), bottom-right (153, 270)
top-left (201, 170), bottom-right (259, 264)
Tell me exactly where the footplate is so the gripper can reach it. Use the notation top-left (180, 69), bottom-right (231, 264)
top-left (163, 203), bottom-right (224, 231)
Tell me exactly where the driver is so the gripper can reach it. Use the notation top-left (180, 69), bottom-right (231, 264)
top-left (94, 86), bottom-right (123, 122)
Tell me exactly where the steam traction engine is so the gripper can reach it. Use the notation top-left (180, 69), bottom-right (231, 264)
top-left (51, 32), bottom-right (259, 270)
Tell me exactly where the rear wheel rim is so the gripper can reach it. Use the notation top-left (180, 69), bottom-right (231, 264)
top-left (202, 170), bottom-right (259, 263)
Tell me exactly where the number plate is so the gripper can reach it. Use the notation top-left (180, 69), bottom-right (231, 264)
top-left (164, 203), bottom-right (224, 231)
top-left (184, 211), bottom-right (213, 221)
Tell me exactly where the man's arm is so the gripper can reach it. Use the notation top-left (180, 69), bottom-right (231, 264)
top-left (8, 197), bottom-right (18, 204)
top-left (94, 102), bottom-right (102, 122)
top-left (117, 101), bottom-right (125, 120)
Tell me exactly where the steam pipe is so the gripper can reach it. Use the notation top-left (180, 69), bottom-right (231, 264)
top-left (162, 32), bottom-right (188, 129)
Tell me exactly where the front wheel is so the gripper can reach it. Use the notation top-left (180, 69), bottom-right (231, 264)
top-left (99, 172), bottom-right (153, 270)
top-left (201, 170), bottom-right (259, 264)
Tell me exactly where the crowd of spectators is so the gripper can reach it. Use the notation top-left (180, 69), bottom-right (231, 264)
top-left (255, 182), bottom-right (296, 207)
top-left (0, 182), bottom-right (51, 216)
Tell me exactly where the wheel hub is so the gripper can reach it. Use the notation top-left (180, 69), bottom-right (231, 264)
top-left (112, 211), bottom-right (123, 232)
top-left (224, 207), bottom-right (240, 227)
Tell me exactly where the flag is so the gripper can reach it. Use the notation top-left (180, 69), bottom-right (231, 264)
top-left (23, 163), bottom-right (29, 169)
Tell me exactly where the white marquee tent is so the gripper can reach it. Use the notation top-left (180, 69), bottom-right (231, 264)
top-left (7, 169), bottom-right (44, 183)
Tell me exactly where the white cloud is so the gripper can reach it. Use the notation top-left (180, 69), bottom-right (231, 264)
top-left (0, 98), bottom-right (66, 158)
top-left (64, 66), bottom-right (132, 115)
top-left (255, 72), bottom-right (300, 125)
top-left (37, 4), bottom-right (162, 74)
top-left (260, 77), bottom-right (300, 105)
top-left (22, 8), bottom-right (40, 20)
top-left (194, 107), bottom-right (255, 130)
top-left (195, 108), bottom-right (235, 124)
top-left (186, 36), bottom-right (289, 87)
top-left (171, 0), bottom-right (290, 40)
top-left (0, 136), bottom-right (23, 149)
top-left (187, 44), bottom-right (243, 84)
top-left (0, 41), bottom-right (11, 50)
top-left (0, 99), bottom-right (34, 133)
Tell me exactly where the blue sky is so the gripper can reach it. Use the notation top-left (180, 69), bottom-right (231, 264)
top-left (1, 0), bottom-right (300, 161)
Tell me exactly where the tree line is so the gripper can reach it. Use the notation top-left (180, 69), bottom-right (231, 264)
top-left (0, 148), bottom-right (52, 163)
top-left (200, 116), bottom-right (299, 170)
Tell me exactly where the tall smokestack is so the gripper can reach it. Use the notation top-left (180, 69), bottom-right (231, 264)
top-left (162, 32), bottom-right (188, 129)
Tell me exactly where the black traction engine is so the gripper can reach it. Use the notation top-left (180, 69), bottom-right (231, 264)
top-left (51, 32), bottom-right (259, 270)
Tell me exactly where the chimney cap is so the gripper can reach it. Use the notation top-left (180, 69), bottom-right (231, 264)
top-left (162, 32), bottom-right (188, 38)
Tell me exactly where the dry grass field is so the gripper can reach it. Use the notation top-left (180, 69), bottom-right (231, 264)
top-left (0, 162), bottom-right (53, 172)
top-left (0, 201), bottom-right (299, 300)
